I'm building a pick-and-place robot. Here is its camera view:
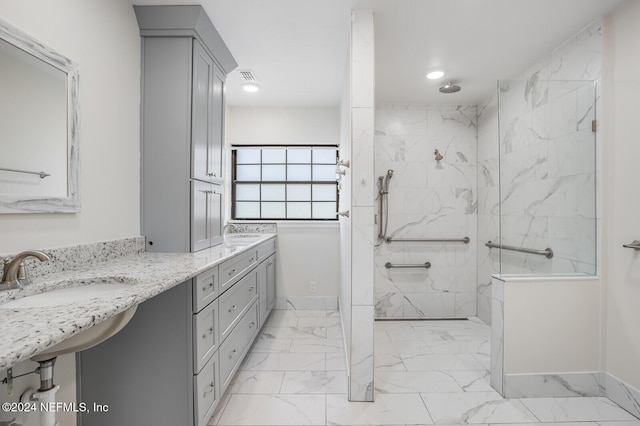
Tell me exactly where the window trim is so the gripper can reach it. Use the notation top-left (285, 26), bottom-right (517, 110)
top-left (231, 145), bottom-right (339, 221)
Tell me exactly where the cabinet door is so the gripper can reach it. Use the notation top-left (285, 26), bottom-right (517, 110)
top-left (257, 260), bottom-right (268, 327)
top-left (192, 181), bottom-right (223, 251)
top-left (191, 40), bottom-right (215, 182)
top-left (266, 254), bottom-right (276, 311)
top-left (210, 66), bottom-right (224, 181)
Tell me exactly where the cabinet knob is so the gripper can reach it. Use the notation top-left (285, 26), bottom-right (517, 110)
top-left (229, 269), bottom-right (236, 275)
top-left (249, 257), bottom-right (255, 262)
top-left (248, 286), bottom-right (254, 292)
top-left (229, 349), bottom-right (237, 359)
top-left (249, 322), bottom-right (256, 329)
top-left (229, 305), bottom-right (236, 312)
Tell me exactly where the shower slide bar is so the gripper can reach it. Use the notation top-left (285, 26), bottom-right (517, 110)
top-left (385, 261), bottom-right (432, 269)
top-left (386, 236), bottom-right (470, 244)
top-left (485, 240), bottom-right (554, 259)
top-left (0, 167), bottom-right (50, 179)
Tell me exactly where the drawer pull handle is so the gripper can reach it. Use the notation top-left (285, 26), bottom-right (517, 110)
top-left (202, 282), bottom-right (214, 292)
top-left (202, 327), bottom-right (214, 339)
top-left (229, 349), bottom-right (237, 359)
top-left (248, 286), bottom-right (254, 292)
top-left (229, 269), bottom-right (236, 275)
top-left (249, 322), bottom-right (256, 329)
top-left (203, 384), bottom-right (215, 398)
top-left (249, 257), bottom-right (255, 262)
top-left (229, 305), bottom-right (236, 312)
top-left (268, 262), bottom-right (273, 266)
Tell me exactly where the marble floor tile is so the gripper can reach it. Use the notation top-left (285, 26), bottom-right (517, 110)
top-left (261, 325), bottom-right (327, 339)
top-left (298, 316), bottom-right (342, 327)
top-left (402, 353), bottom-right (486, 371)
top-left (215, 394), bottom-right (326, 425)
top-left (421, 391), bottom-right (539, 424)
top-left (326, 393), bottom-right (433, 425)
top-left (241, 352), bottom-right (326, 371)
top-left (375, 353), bottom-right (407, 371)
top-left (472, 353), bottom-right (491, 370)
top-left (375, 339), bottom-right (431, 356)
top-left (227, 371), bottom-right (285, 394)
top-left (249, 336), bottom-right (293, 353)
top-left (326, 352), bottom-right (347, 371)
top-left (281, 370), bottom-right (348, 394)
top-left (328, 325), bottom-right (345, 339)
top-left (289, 338), bottom-right (344, 353)
top-left (426, 337), bottom-right (490, 355)
top-left (448, 370), bottom-right (494, 392)
top-left (375, 371), bottom-right (463, 393)
top-left (520, 397), bottom-right (640, 422)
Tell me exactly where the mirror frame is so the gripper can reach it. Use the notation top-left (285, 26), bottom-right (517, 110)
top-left (0, 18), bottom-right (79, 213)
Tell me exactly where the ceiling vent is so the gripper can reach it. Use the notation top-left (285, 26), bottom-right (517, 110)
top-left (238, 69), bottom-right (258, 82)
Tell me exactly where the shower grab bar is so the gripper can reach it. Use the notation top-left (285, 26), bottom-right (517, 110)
top-left (384, 261), bottom-right (431, 269)
top-left (485, 240), bottom-right (554, 259)
top-left (623, 240), bottom-right (640, 250)
top-left (386, 236), bottom-right (470, 244)
top-left (0, 167), bottom-right (50, 179)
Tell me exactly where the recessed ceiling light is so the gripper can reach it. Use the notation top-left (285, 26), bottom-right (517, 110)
top-left (242, 82), bottom-right (260, 93)
top-left (426, 70), bottom-right (445, 80)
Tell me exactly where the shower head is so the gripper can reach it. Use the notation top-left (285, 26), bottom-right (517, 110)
top-left (439, 82), bottom-right (461, 94)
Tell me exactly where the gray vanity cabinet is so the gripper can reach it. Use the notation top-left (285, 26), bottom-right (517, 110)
top-left (136, 5), bottom-right (236, 253)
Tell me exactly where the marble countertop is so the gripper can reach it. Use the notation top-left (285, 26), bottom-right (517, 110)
top-left (0, 234), bottom-right (276, 370)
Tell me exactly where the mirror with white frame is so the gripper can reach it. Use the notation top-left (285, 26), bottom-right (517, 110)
top-left (0, 18), bottom-right (79, 213)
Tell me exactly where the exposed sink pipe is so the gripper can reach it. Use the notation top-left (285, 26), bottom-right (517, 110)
top-left (21, 357), bottom-right (60, 426)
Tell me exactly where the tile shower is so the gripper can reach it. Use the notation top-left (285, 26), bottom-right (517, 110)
top-left (374, 105), bottom-right (478, 319)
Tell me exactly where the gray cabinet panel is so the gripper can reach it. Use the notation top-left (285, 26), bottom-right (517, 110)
top-left (78, 281), bottom-right (194, 426)
top-left (192, 40), bottom-right (214, 182)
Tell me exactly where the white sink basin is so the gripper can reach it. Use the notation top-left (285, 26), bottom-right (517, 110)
top-left (1, 280), bottom-right (138, 361)
top-left (224, 233), bottom-right (263, 246)
top-left (0, 283), bottom-right (131, 308)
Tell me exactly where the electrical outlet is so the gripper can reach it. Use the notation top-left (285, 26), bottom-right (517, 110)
top-left (309, 281), bottom-right (317, 293)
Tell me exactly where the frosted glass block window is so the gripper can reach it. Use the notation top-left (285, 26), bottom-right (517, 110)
top-left (232, 145), bottom-right (338, 220)
top-left (262, 184), bottom-right (285, 201)
top-left (313, 165), bottom-right (337, 181)
top-left (262, 149), bottom-right (286, 163)
top-left (287, 165), bottom-right (311, 181)
top-left (287, 184), bottom-right (311, 201)
top-left (288, 148), bottom-right (311, 163)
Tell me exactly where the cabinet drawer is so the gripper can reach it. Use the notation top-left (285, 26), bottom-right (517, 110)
top-left (219, 249), bottom-right (258, 292)
top-left (193, 266), bottom-right (218, 313)
top-left (219, 302), bottom-right (259, 390)
top-left (257, 238), bottom-right (276, 261)
top-left (194, 353), bottom-right (219, 426)
top-left (219, 271), bottom-right (257, 341)
top-left (193, 299), bottom-right (219, 374)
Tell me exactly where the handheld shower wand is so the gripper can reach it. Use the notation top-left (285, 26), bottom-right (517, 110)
top-left (378, 170), bottom-right (394, 240)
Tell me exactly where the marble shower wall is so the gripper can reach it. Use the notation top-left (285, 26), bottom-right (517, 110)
top-left (499, 20), bottom-right (601, 276)
top-left (374, 105), bottom-right (478, 319)
top-left (476, 20), bottom-right (602, 323)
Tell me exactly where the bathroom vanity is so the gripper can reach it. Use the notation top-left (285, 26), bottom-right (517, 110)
top-left (77, 235), bottom-right (276, 426)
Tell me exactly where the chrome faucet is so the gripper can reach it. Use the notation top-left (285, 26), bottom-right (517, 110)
top-left (1, 250), bottom-right (51, 290)
top-left (223, 223), bottom-right (239, 235)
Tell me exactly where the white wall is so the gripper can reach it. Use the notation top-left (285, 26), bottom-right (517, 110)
top-left (226, 106), bottom-right (341, 302)
top-left (503, 277), bottom-right (601, 374)
top-left (0, 2), bottom-right (141, 424)
top-left (0, 0), bottom-right (141, 254)
top-left (602, 0), bottom-right (640, 392)
top-left (226, 106), bottom-right (339, 145)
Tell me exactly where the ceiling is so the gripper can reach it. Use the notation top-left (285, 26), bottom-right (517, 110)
top-left (131, 0), bottom-right (627, 107)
